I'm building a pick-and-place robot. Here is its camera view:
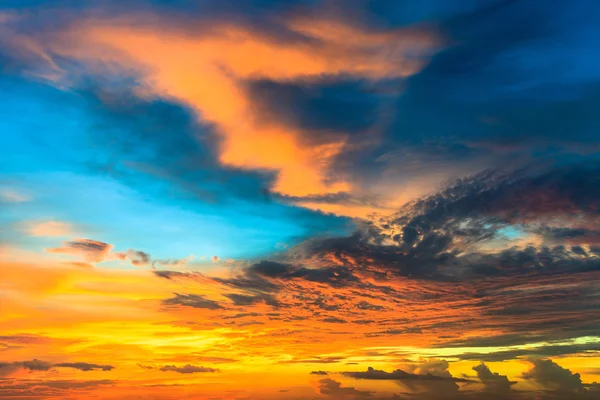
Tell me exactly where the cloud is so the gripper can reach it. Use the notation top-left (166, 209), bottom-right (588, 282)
top-left (0, 3), bottom-right (441, 210)
top-left (23, 220), bottom-right (74, 237)
top-left (4, 4), bottom-right (600, 399)
top-left (522, 359), bottom-right (586, 393)
top-left (122, 249), bottom-right (151, 267)
top-left (142, 161), bottom-right (600, 357)
top-left (0, 359), bottom-right (114, 375)
top-left (19, 359), bottom-right (54, 371)
top-left (473, 363), bottom-right (515, 393)
top-left (0, 188), bottom-right (30, 203)
top-left (342, 366), bottom-right (470, 383)
top-left (0, 379), bottom-right (114, 398)
top-left (322, 317), bottom-right (347, 324)
top-left (454, 341), bottom-right (600, 362)
top-left (162, 293), bottom-right (222, 310)
top-left (159, 364), bottom-right (218, 374)
top-left (46, 238), bottom-right (113, 263)
top-left (46, 238), bottom-right (193, 268)
top-left (54, 362), bottom-right (114, 371)
top-left (223, 293), bottom-right (279, 307)
top-left (316, 378), bottom-right (373, 399)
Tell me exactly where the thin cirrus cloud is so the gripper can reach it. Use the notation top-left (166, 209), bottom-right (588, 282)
top-left (0, 188), bottom-right (31, 203)
top-left (23, 220), bottom-right (74, 237)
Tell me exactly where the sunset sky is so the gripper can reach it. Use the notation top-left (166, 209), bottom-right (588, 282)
top-left (2, 1), bottom-right (600, 399)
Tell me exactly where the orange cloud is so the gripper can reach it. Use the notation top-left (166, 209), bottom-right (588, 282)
top-left (23, 220), bottom-right (74, 237)
top-left (27, 15), bottom-right (440, 200)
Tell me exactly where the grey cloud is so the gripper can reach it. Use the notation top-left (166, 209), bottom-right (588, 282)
top-left (473, 363), bottom-right (515, 393)
top-left (342, 366), bottom-right (471, 383)
top-left (317, 378), bottom-right (373, 399)
top-left (522, 359), bottom-right (586, 393)
top-left (162, 293), bottom-right (222, 310)
top-left (54, 362), bottom-right (114, 371)
top-left (159, 364), bottom-right (218, 374)
top-left (0, 359), bottom-right (114, 373)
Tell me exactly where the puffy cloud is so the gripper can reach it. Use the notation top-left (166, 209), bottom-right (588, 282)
top-left (522, 359), bottom-right (586, 393)
top-left (316, 378), bottom-right (373, 399)
top-left (473, 363), bottom-right (515, 394)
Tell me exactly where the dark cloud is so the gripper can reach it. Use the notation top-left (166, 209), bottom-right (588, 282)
top-left (456, 342), bottom-right (600, 362)
top-left (283, 162), bottom-right (600, 282)
top-left (246, 260), bottom-right (360, 287)
top-left (150, 163), bottom-right (600, 354)
top-left (153, 270), bottom-right (189, 280)
top-left (162, 293), bottom-right (222, 310)
top-left (223, 293), bottom-right (279, 307)
top-left (247, 260), bottom-right (294, 278)
top-left (317, 378), bottom-right (373, 399)
top-left (46, 239), bottom-right (112, 263)
top-left (3, 0), bottom-right (600, 398)
top-left (0, 359), bottom-right (114, 374)
top-left (473, 363), bottom-right (515, 393)
top-left (343, 366), bottom-right (470, 383)
top-left (159, 364), bottom-right (218, 374)
top-left (322, 317), bottom-right (347, 324)
top-left (20, 359), bottom-right (53, 371)
top-left (522, 358), bottom-right (586, 393)
top-left (247, 77), bottom-right (385, 142)
top-left (54, 362), bottom-right (114, 371)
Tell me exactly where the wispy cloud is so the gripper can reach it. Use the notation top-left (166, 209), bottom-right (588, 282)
top-left (22, 220), bottom-right (74, 237)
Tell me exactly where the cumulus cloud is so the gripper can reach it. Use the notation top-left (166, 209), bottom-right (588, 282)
top-left (522, 359), bottom-right (586, 393)
top-left (473, 363), bottom-right (515, 394)
top-left (316, 378), bottom-right (373, 399)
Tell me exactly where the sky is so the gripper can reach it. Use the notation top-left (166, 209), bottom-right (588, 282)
top-left (1, 0), bottom-right (600, 399)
